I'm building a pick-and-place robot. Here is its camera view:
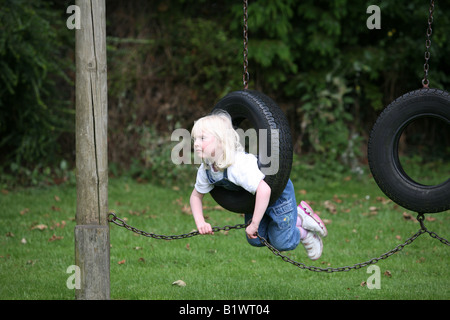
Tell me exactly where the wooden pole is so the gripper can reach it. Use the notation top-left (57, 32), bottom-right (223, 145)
top-left (75, 0), bottom-right (109, 300)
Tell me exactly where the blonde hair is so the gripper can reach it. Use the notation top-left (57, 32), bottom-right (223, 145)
top-left (191, 110), bottom-right (244, 170)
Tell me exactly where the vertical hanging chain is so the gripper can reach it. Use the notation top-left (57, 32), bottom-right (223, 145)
top-left (243, 0), bottom-right (249, 90)
top-left (422, 0), bottom-right (435, 88)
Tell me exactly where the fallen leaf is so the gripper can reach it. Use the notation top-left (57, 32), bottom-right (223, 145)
top-left (324, 200), bottom-right (337, 214)
top-left (128, 210), bottom-right (141, 216)
top-left (181, 204), bottom-right (192, 215)
top-left (376, 196), bottom-right (391, 205)
top-left (402, 212), bottom-right (415, 221)
top-left (20, 208), bottom-right (29, 215)
top-left (26, 260), bottom-right (37, 266)
top-left (48, 234), bottom-right (63, 242)
top-left (174, 197), bottom-right (193, 215)
top-left (172, 280), bottom-right (186, 287)
top-left (51, 221), bottom-right (66, 229)
top-left (173, 197), bottom-right (183, 206)
top-left (384, 270), bottom-right (392, 277)
top-left (54, 195), bottom-right (61, 202)
top-left (118, 259), bottom-right (126, 265)
top-left (31, 224), bottom-right (48, 231)
top-left (416, 257), bottom-right (426, 263)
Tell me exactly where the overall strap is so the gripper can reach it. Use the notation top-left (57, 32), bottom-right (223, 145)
top-left (205, 167), bottom-right (228, 184)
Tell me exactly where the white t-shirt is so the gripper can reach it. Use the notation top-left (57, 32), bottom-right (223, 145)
top-left (194, 152), bottom-right (265, 195)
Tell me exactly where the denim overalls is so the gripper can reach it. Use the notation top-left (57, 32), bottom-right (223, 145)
top-left (206, 168), bottom-right (300, 251)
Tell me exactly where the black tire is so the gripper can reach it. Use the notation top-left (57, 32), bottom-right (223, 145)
top-left (368, 88), bottom-right (450, 213)
top-left (209, 90), bottom-right (293, 214)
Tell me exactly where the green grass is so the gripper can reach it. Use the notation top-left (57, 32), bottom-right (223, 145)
top-left (0, 172), bottom-right (449, 300)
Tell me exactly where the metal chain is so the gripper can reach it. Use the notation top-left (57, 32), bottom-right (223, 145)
top-left (108, 212), bottom-right (248, 240)
top-left (257, 214), bottom-right (449, 272)
top-left (422, 0), bottom-right (435, 88)
top-left (108, 212), bottom-right (448, 273)
top-left (243, 0), bottom-right (249, 90)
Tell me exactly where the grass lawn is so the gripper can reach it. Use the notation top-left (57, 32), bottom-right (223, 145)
top-left (0, 172), bottom-right (449, 301)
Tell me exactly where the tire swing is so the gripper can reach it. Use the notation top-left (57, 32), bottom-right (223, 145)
top-left (208, 1), bottom-right (293, 214)
top-left (210, 90), bottom-right (293, 213)
top-left (368, 1), bottom-right (450, 214)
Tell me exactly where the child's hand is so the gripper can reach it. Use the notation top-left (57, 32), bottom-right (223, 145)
top-left (197, 222), bottom-right (214, 235)
top-left (246, 223), bottom-right (259, 239)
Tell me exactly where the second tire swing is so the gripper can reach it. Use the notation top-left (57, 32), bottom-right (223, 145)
top-left (368, 1), bottom-right (450, 214)
top-left (368, 89), bottom-right (450, 213)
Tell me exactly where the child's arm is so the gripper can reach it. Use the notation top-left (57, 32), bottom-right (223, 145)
top-left (246, 180), bottom-right (271, 239)
top-left (190, 188), bottom-right (214, 235)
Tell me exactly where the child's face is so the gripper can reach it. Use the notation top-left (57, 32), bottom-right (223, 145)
top-left (193, 131), bottom-right (221, 161)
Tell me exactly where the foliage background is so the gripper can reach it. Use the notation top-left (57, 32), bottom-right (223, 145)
top-left (1, 0), bottom-right (449, 187)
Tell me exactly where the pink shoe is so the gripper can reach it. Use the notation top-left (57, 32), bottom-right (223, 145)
top-left (297, 201), bottom-right (328, 238)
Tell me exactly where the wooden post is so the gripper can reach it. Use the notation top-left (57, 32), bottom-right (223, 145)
top-left (75, 0), bottom-right (109, 300)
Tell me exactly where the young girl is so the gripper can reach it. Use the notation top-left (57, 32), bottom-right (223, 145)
top-left (189, 111), bottom-right (327, 260)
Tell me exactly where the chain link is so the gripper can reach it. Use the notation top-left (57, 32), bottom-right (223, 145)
top-left (422, 0), bottom-right (435, 88)
top-left (417, 213), bottom-right (450, 246)
top-left (243, 0), bottom-right (249, 90)
top-left (108, 212), bottom-right (448, 273)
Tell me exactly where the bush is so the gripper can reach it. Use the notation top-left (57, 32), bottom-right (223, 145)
top-left (0, 0), bottom-right (74, 185)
